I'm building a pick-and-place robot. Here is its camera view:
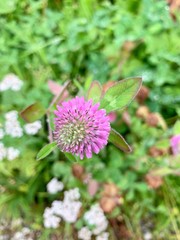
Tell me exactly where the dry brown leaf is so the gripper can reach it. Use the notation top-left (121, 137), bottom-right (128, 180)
top-left (100, 197), bottom-right (116, 213)
top-left (136, 106), bottom-right (150, 120)
top-left (103, 183), bottom-right (119, 197)
top-left (136, 85), bottom-right (149, 104)
top-left (145, 174), bottom-right (163, 189)
top-left (72, 164), bottom-right (85, 180)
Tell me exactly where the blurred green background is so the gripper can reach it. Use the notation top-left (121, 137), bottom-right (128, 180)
top-left (0, 0), bottom-right (180, 239)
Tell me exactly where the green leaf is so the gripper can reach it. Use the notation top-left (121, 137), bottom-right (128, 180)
top-left (156, 139), bottom-right (169, 149)
top-left (52, 162), bottom-right (71, 178)
top-left (64, 152), bottom-right (79, 162)
top-left (75, 219), bottom-right (84, 230)
top-left (151, 167), bottom-right (174, 176)
top-left (100, 77), bottom-right (142, 113)
top-left (87, 81), bottom-right (102, 103)
top-left (36, 142), bottom-right (57, 161)
top-left (173, 120), bottom-right (180, 135)
top-left (0, 0), bottom-right (17, 14)
top-left (108, 129), bottom-right (132, 153)
top-left (20, 102), bottom-right (46, 123)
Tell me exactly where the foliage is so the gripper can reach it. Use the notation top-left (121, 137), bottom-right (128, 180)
top-left (0, 0), bottom-right (180, 239)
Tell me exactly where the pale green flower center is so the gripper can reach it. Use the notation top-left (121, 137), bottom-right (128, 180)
top-left (58, 121), bottom-right (86, 147)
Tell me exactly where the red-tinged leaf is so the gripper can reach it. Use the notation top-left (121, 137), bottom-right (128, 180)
top-left (88, 179), bottom-right (99, 196)
top-left (108, 128), bottom-right (132, 153)
top-left (48, 80), bottom-right (63, 96)
top-left (20, 102), bottom-right (46, 123)
top-left (102, 81), bottom-right (115, 94)
top-left (48, 80), bottom-right (69, 104)
top-left (87, 81), bottom-right (102, 103)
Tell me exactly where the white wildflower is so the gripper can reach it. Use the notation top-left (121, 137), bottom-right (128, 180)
top-left (0, 128), bottom-right (4, 139)
top-left (64, 187), bottom-right (80, 201)
top-left (144, 232), bottom-right (152, 240)
top-left (13, 227), bottom-right (32, 240)
top-left (51, 200), bottom-right (64, 216)
top-left (96, 232), bottom-right (109, 240)
top-left (0, 74), bottom-right (23, 92)
top-left (47, 178), bottom-right (64, 194)
top-left (13, 232), bottom-right (24, 240)
top-left (0, 77), bottom-right (11, 91)
top-left (4, 111), bottom-right (23, 138)
top-left (5, 120), bottom-right (23, 138)
top-left (6, 147), bottom-right (20, 161)
top-left (84, 204), bottom-right (108, 235)
top-left (5, 110), bottom-right (18, 120)
top-left (0, 142), bottom-right (6, 161)
top-left (44, 187), bottom-right (82, 228)
top-left (24, 121), bottom-right (42, 135)
top-left (43, 207), bottom-right (61, 229)
top-left (51, 189), bottom-right (82, 223)
top-left (78, 227), bottom-right (92, 240)
top-left (59, 200), bottom-right (82, 223)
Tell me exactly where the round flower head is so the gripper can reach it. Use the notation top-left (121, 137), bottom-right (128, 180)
top-left (54, 97), bottom-right (110, 159)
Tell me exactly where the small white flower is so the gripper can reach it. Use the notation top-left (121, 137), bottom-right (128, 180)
top-left (64, 187), bottom-right (80, 201)
top-left (44, 215), bottom-right (60, 229)
top-left (0, 78), bottom-right (11, 91)
top-left (5, 121), bottom-right (23, 138)
top-left (13, 232), bottom-right (24, 240)
top-left (4, 111), bottom-right (23, 138)
top-left (51, 200), bottom-right (64, 216)
top-left (43, 207), bottom-right (54, 219)
top-left (84, 204), bottom-right (108, 235)
top-left (78, 227), bottom-right (92, 240)
top-left (144, 232), bottom-right (152, 240)
top-left (43, 207), bottom-right (61, 229)
top-left (0, 142), bottom-right (6, 161)
top-left (60, 200), bottom-right (82, 223)
top-left (96, 232), bottom-right (109, 240)
top-left (44, 187), bottom-right (82, 227)
top-left (21, 227), bottom-right (31, 235)
top-left (5, 110), bottom-right (18, 120)
top-left (6, 147), bottom-right (20, 161)
top-left (24, 121), bottom-right (42, 135)
top-left (47, 178), bottom-right (64, 194)
top-left (13, 227), bottom-right (32, 240)
top-left (51, 189), bottom-right (82, 223)
top-left (58, 188), bottom-right (82, 223)
top-left (0, 128), bottom-right (4, 139)
top-left (0, 74), bottom-right (23, 92)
